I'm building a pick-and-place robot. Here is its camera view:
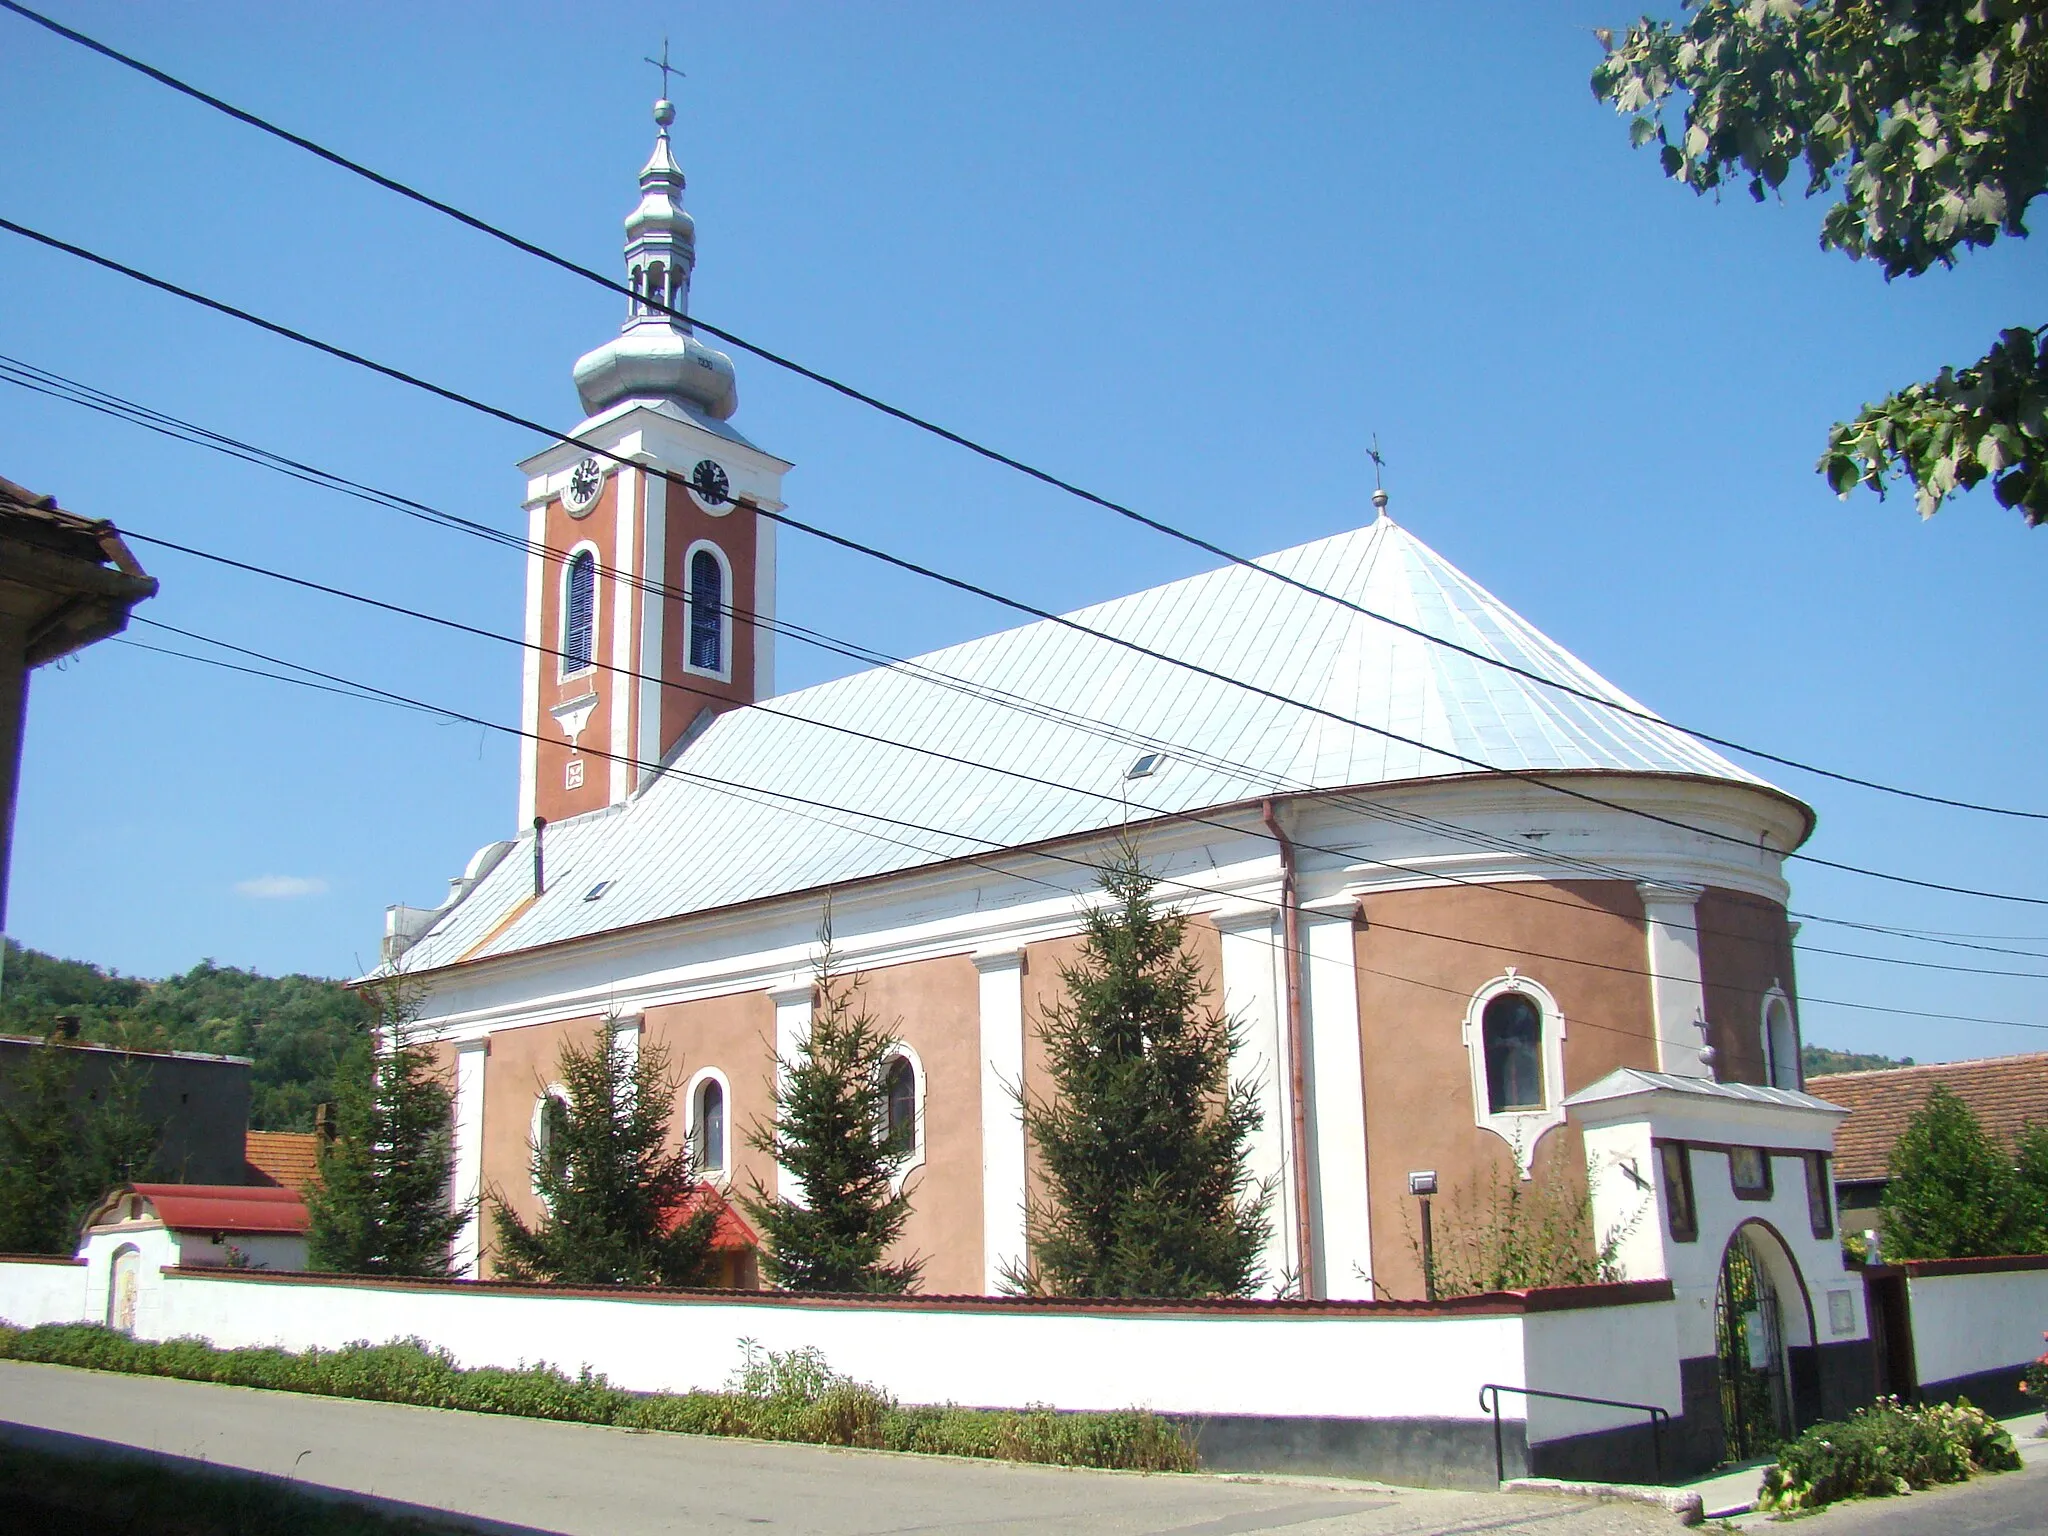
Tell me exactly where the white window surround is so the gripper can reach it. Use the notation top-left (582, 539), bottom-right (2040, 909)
top-left (684, 1066), bottom-right (733, 1185)
top-left (1761, 985), bottom-right (1799, 1091)
top-left (530, 1083), bottom-right (572, 1202)
top-left (559, 540), bottom-right (602, 682)
top-left (1461, 969), bottom-right (1567, 1180)
top-left (882, 1041), bottom-right (928, 1193)
top-left (681, 538), bottom-right (733, 683)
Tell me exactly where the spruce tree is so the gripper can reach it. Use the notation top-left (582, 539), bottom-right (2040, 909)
top-left (1015, 846), bottom-right (1268, 1298)
top-left (490, 1019), bottom-right (720, 1286)
top-left (305, 980), bottom-right (469, 1276)
top-left (741, 929), bottom-right (921, 1293)
top-left (1880, 1086), bottom-right (2035, 1260)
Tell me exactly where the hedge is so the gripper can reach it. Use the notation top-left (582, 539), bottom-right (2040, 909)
top-left (0, 1322), bottom-right (1195, 1473)
top-left (1757, 1396), bottom-right (2019, 1513)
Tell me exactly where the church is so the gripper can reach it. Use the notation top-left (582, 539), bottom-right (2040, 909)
top-left (380, 98), bottom-right (1813, 1301)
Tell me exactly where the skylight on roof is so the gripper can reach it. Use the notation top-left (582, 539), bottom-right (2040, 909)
top-left (583, 880), bottom-right (612, 902)
top-left (1126, 752), bottom-right (1165, 780)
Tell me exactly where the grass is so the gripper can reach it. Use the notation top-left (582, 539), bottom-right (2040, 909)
top-left (0, 1321), bottom-right (1196, 1474)
top-left (0, 1440), bottom-right (472, 1536)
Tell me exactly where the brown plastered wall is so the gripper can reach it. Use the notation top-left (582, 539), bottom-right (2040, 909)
top-left (474, 1012), bottom-right (602, 1275)
top-left (641, 988), bottom-right (779, 1227)
top-left (533, 476), bottom-right (623, 825)
top-left (838, 955), bottom-right (985, 1295)
top-left (1696, 888), bottom-right (1797, 1087)
top-left (1354, 880), bottom-right (1657, 1301)
top-left (657, 481), bottom-right (758, 753)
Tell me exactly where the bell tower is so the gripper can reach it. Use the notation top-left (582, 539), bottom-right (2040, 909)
top-left (516, 95), bottom-right (791, 830)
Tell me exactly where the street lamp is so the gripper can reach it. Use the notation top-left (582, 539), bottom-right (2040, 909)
top-left (1409, 1170), bottom-right (1438, 1302)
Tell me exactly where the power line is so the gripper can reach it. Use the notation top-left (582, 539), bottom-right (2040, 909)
top-left (6, 0), bottom-right (2040, 826)
top-left (119, 614), bottom-right (2048, 1037)
top-left (7, 216), bottom-right (2043, 913)
top-left (8, 347), bottom-right (2037, 975)
top-left (113, 521), bottom-right (2048, 987)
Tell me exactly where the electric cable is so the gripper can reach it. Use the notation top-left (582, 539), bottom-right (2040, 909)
top-left (7, 0), bottom-right (2039, 824)
top-left (118, 614), bottom-right (2048, 1037)
top-left (118, 523), bottom-right (2048, 988)
top-left (5, 215), bottom-right (2040, 913)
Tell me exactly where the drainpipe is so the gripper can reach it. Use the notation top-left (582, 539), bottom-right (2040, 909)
top-left (1261, 798), bottom-right (1316, 1299)
top-left (532, 815), bottom-right (547, 897)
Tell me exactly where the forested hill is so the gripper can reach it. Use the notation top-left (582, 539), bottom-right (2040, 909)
top-left (1803, 1045), bottom-right (1915, 1078)
top-left (0, 940), bottom-right (367, 1131)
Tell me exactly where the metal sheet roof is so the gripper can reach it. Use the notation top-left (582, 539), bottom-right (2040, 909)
top-left (397, 517), bottom-right (1782, 971)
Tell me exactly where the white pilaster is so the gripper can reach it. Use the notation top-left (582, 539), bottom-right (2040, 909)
top-left (608, 465), bottom-right (640, 803)
top-left (1303, 912), bottom-right (1373, 1299)
top-left (974, 946), bottom-right (1028, 1294)
top-left (1216, 909), bottom-right (1297, 1296)
top-left (1637, 883), bottom-right (1711, 1078)
top-left (450, 1039), bottom-right (489, 1278)
top-left (753, 514), bottom-right (776, 700)
top-left (636, 467), bottom-right (667, 777)
top-left (769, 979), bottom-right (813, 1205)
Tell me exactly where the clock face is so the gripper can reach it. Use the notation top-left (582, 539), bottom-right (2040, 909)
top-left (690, 458), bottom-right (731, 508)
top-left (563, 457), bottom-right (605, 517)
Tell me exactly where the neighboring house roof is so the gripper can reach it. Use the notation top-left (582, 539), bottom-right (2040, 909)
top-left (86, 1183), bottom-right (311, 1236)
top-left (1811, 1052), bottom-right (2048, 1185)
top-left (245, 1131), bottom-right (321, 1196)
top-left (0, 473), bottom-right (157, 666)
top-left (667, 1185), bottom-right (758, 1254)
top-left (393, 517), bottom-right (1806, 973)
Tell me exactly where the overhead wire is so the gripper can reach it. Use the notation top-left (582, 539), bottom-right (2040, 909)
top-left (117, 614), bottom-right (2048, 1038)
top-left (5, 214), bottom-right (2043, 915)
top-left (7, 349), bottom-right (2037, 976)
top-left (6, 0), bottom-right (2040, 825)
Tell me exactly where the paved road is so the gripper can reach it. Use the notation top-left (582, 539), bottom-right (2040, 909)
top-left (1744, 1456), bottom-right (2048, 1535)
top-left (0, 1361), bottom-right (1677, 1536)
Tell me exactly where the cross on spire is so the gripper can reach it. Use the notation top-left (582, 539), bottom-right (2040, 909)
top-left (645, 38), bottom-right (683, 102)
top-left (1366, 434), bottom-right (1387, 491)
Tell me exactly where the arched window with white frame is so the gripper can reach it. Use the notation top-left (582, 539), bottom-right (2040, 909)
top-left (687, 1067), bottom-right (731, 1179)
top-left (1761, 986), bottom-right (1799, 1090)
top-left (530, 1085), bottom-right (573, 1201)
top-left (683, 541), bottom-right (730, 679)
top-left (561, 546), bottom-right (598, 676)
top-left (1462, 970), bottom-right (1568, 1178)
top-left (879, 1044), bottom-right (926, 1188)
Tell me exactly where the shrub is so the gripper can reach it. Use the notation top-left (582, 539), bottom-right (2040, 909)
top-left (0, 1322), bottom-right (1194, 1473)
top-left (2021, 1331), bottom-right (2048, 1409)
top-left (1757, 1396), bottom-right (2019, 1512)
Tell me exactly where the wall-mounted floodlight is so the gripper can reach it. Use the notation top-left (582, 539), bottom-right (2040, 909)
top-left (1407, 1170), bottom-right (1437, 1197)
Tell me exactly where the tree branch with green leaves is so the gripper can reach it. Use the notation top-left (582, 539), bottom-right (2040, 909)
top-left (1594, 0), bottom-right (2047, 524)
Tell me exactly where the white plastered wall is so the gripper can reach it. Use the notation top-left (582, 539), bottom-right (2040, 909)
top-left (974, 947), bottom-right (1027, 1294)
top-left (1217, 908), bottom-right (1297, 1295)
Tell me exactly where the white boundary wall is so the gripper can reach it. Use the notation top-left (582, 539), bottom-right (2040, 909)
top-left (1902, 1262), bottom-right (2048, 1391)
top-left (0, 1258), bottom-right (1679, 1450)
top-left (0, 1259), bottom-right (85, 1327)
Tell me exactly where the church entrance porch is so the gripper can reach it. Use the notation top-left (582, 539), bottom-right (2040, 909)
top-left (1715, 1228), bottom-right (1791, 1460)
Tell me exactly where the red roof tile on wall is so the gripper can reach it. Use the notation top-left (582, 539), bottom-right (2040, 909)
top-left (1812, 1052), bottom-right (2048, 1183)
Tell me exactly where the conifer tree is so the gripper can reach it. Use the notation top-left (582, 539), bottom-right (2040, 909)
top-left (490, 1019), bottom-right (721, 1286)
top-left (742, 927), bottom-right (921, 1293)
top-left (1013, 846), bottom-right (1268, 1298)
top-left (305, 980), bottom-right (469, 1276)
top-left (1880, 1086), bottom-right (2037, 1260)
top-left (0, 1039), bottom-right (163, 1255)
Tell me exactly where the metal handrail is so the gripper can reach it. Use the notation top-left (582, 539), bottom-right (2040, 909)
top-left (1477, 1383), bottom-right (1671, 1486)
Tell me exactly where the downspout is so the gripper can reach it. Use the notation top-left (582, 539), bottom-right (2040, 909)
top-left (1261, 798), bottom-right (1316, 1299)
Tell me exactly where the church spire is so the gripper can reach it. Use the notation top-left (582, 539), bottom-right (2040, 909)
top-left (572, 86), bottom-right (739, 422)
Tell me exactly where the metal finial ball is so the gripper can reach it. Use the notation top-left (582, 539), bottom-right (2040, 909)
top-left (653, 99), bottom-right (676, 127)
top-left (1372, 487), bottom-right (1390, 512)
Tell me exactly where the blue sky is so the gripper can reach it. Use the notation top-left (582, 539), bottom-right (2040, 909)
top-left (1, 2), bottom-right (2041, 1063)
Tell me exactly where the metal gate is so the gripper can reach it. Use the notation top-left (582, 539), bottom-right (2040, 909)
top-left (1715, 1233), bottom-right (1789, 1461)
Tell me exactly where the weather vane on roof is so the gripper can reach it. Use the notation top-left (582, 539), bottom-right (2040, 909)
top-left (645, 37), bottom-right (683, 101)
top-left (1367, 434), bottom-right (1390, 516)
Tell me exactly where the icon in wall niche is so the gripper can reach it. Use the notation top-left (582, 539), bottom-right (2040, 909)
top-left (565, 758), bottom-right (585, 790)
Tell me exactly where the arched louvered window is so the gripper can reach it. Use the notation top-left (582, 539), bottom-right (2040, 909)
top-left (562, 549), bottom-right (597, 673)
top-left (688, 546), bottom-right (725, 673)
top-left (1482, 991), bottom-right (1544, 1112)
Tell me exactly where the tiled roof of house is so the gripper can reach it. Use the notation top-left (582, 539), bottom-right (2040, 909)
top-left (87, 1183), bottom-right (310, 1236)
top-left (391, 518), bottom-right (1808, 974)
top-left (245, 1131), bottom-right (321, 1196)
top-left (1810, 1052), bottom-right (2048, 1184)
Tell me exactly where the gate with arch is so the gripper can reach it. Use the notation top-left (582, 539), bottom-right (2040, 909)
top-left (1714, 1224), bottom-right (1814, 1458)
